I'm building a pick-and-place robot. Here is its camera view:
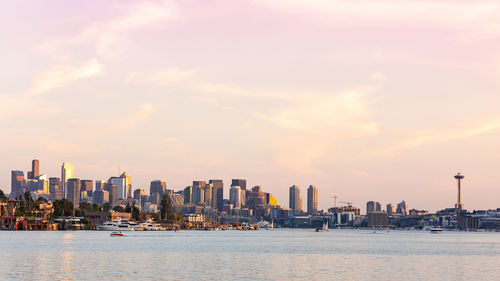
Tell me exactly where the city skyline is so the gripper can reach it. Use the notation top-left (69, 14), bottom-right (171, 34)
top-left (1, 0), bottom-right (500, 212)
top-left (2, 158), bottom-right (481, 213)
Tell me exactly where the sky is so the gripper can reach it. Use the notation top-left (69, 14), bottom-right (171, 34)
top-left (1, 0), bottom-right (500, 212)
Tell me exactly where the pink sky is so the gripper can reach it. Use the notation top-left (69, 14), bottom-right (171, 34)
top-left (1, 0), bottom-right (500, 212)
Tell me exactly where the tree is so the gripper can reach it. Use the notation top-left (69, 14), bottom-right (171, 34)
top-left (0, 189), bottom-right (6, 201)
top-left (125, 203), bottom-right (131, 213)
top-left (53, 199), bottom-right (74, 217)
top-left (160, 194), bottom-right (173, 221)
top-left (113, 205), bottom-right (125, 212)
top-left (103, 202), bottom-right (111, 212)
top-left (132, 204), bottom-right (140, 221)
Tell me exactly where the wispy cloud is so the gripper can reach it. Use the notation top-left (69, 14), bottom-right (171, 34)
top-left (367, 117), bottom-right (500, 157)
top-left (29, 59), bottom-right (104, 96)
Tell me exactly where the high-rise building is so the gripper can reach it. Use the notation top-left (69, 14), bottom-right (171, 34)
top-left (289, 185), bottom-right (302, 215)
top-left (49, 177), bottom-right (62, 201)
top-left (366, 201), bottom-right (382, 214)
top-left (28, 159), bottom-right (40, 180)
top-left (209, 179), bottom-right (224, 211)
top-left (192, 181), bottom-right (206, 204)
top-left (229, 185), bottom-right (242, 209)
top-left (204, 183), bottom-right (213, 207)
top-left (67, 178), bottom-right (81, 208)
top-left (133, 188), bottom-right (145, 199)
top-left (105, 183), bottom-right (118, 207)
top-left (396, 200), bottom-right (408, 216)
top-left (61, 163), bottom-right (75, 199)
top-left (11, 171), bottom-right (24, 197)
top-left (109, 172), bottom-right (131, 199)
top-left (386, 203), bottom-right (395, 214)
top-left (93, 190), bottom-right (109, 206)
top-left (184, 186), bottom-right (193, 204)
top-left (95, 180), bottom-right (107, 191)
top-left (231, 179), bottom-right (246, 190)
top-left (81, 180), bottom-right (93, 198)
top-left (307, 185), bottom-right (318, 214)
top-left (150, 180), bottom-right (166, 204)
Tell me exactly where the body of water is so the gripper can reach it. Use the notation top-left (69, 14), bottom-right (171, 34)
top-left (0, 229), bottom-right (499, 280)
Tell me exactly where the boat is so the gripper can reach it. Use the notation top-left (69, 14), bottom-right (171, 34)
top-left (110, 231), bottom-right (124, 237)
top-left (133, 221), bottom-right (162, 231)
top-left (265, 220), bottom-right (274, 230)
top-left (98, 218), bottom-right (138, 231)
top-left (430, 226), bottom-right (443, 233)
top-left (315, 227), bottom-right (323, 232)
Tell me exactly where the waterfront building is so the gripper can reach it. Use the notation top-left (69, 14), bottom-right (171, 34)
top-left (397, 200), bottom-right (408, 216)
top-left (61, 163), bottom-right (75, 200)
top-left (230, 185), bottom-right (242, 209)
top-left (11, 171), bottom-right (25, 198)
top-left (366, 201), bottom-right (382, 214)
top-left (328, 205), bottom-right (361, 216)
top-left (67, 178), bottom-right (81, 208)
top-left (209, 179), bottom-right (224, 211)
top-left (289, 185), bottom-right (302, 215)
top-left (307, 185), bottom-right (318, 214)
top-left (368, 212), bottom-right (388, 227)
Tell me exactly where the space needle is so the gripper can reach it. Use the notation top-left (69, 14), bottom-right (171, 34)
top-left (454, 172), bottom-right (464, 213)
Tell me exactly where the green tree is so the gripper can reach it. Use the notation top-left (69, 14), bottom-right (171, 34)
top-left (160, 194), bottom-right (173, 221)
top-left (53, 199), bottom-right (74, 217)
top-left (125, 203), bottom-right (131, 213)
top-left (132, 204), bottom-right (140, 221)
top-left (0, 189), bottom-right (6, 201)
top-left (113, 205), bottom-right (125, 212)
top-left (103, 202), bottom-right (111, 212)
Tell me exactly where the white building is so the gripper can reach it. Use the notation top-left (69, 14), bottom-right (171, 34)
top-left (230, 185), bottom-right (242, 209)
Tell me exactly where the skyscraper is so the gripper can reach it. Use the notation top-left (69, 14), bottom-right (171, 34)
top-left (11, 170), bottom-right (24, 197)
top-left (81, 180), bottom-right (93, 198)
top-left (396, 200), bottom-right (408, 216)
top-left (150, 180), bottom-right (166, 205)
top-left (28, 159), bottom-right (39, 180)
top-left (95, 180), bottom-right (107, 191)
top-left (49, 177), bottom-right (62, 201)
top-left (67, 178), bottom-right (81, 208)
top-left (231, 179), bottom-right (246, 190)
top-left (307, 185), bottom-right (318, 214)
top-left (192, 181), bottom-right (206, 204)
top-left (105, 183), bottom-right (118, 207)
top-left (61, 163), bottom-right (75, 199)
top-left (209, 179), bottom-right (224, 211)
top-left (386, 203), bottom-right (395, 214)
top-left (184, 186), bottom-right (193, 204)
top-left (366, 201), bottom-right (382, 214)
top-left (289, 185), bottom-right (302, 215)
top-left (230, 185), bottom-right (242, 209)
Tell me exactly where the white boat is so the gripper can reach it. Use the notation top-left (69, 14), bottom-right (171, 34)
top-left (430, 226), bottom-right (443, 233)
top-left (134, 221), bottom-right (162, 231)
top-left (265, 220), bottom-right (274, 230)
top-left (98, 218), bottom-right (138, 231)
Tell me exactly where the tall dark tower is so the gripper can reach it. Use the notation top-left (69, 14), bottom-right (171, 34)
top-left (32, 159), bottom-right (39, 179)
top-left (454, 172), bottom-right (464, 213)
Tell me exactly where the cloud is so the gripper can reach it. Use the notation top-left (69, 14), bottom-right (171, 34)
top-left (367, 117), bottom-right (500, 157)
top-left (38, 0), bottom-right (176, 59)
top-left (127, 68), bottom-right (195, 85)
top-left (255, 0), bottom-right (500, 40)
top-left (29, 59), bottom-right (104, 96)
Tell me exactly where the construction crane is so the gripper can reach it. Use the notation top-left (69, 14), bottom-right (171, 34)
top-left (339, 201), bottom-right (353, 207)
top-left (330, 195), bottom-right (338, 207)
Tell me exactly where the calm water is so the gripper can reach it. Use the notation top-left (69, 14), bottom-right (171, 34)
top-left (1, 229), bottom-right (499, 280)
